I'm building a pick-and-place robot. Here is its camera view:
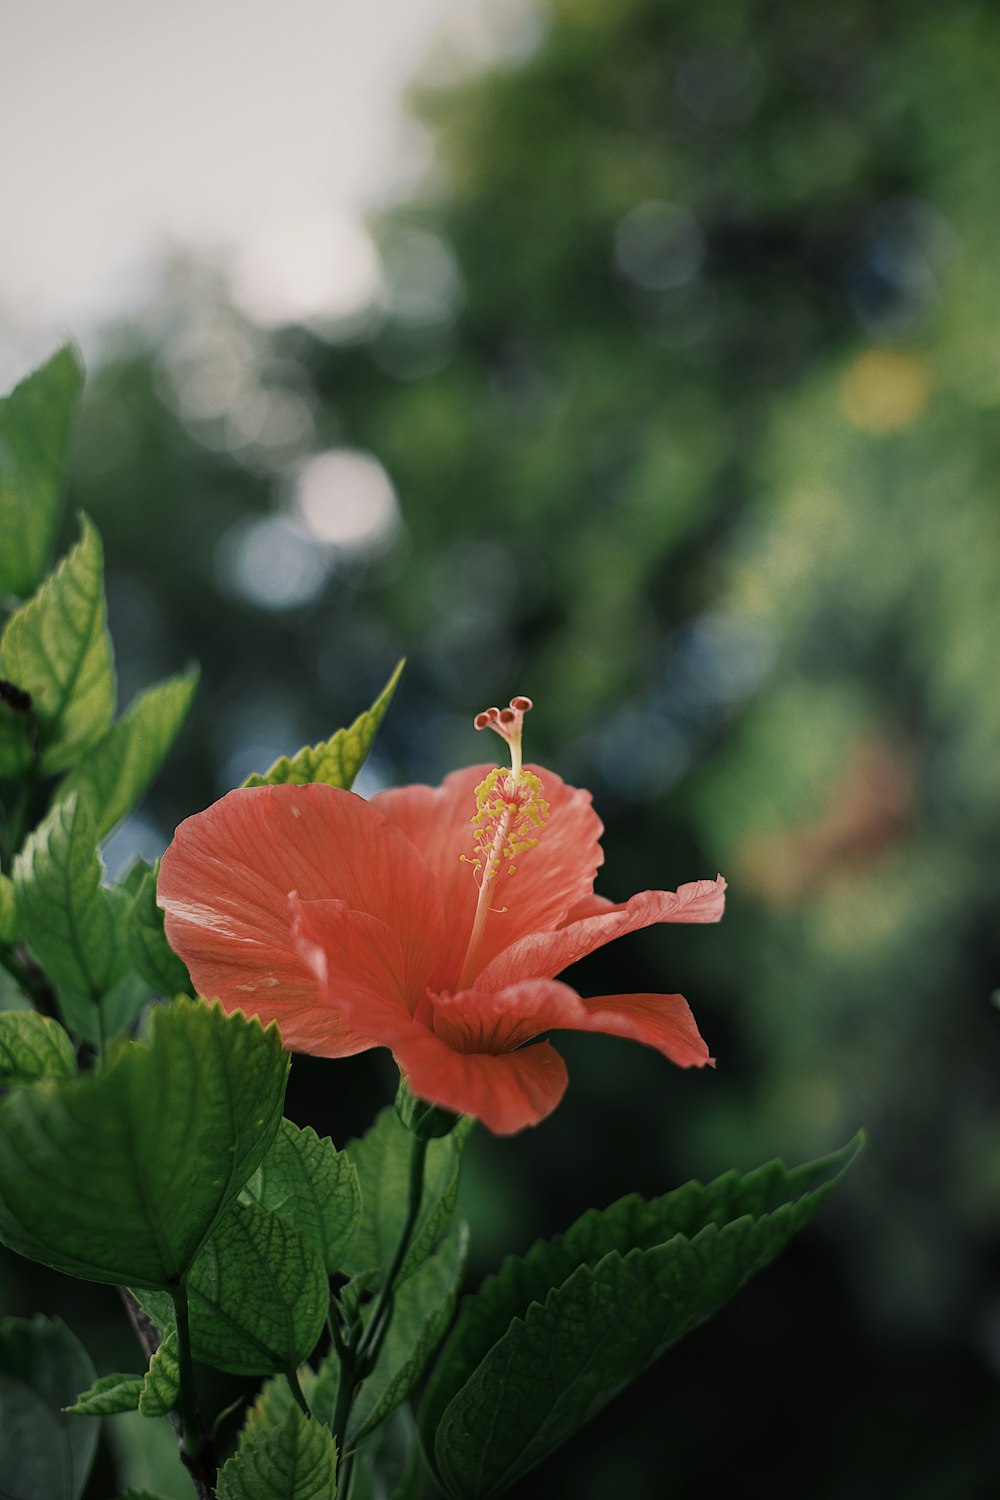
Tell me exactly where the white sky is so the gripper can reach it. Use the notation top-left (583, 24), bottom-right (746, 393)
top-left (0, 0), bottom-right (538, 364)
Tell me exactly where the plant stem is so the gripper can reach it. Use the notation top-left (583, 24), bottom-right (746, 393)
top-left (356, 1133), bottom-right (428, 1368)
top-left (120, 1286), bottom-right (218, 1500)
top-left (333, 1131), bottom-right (429, 1500)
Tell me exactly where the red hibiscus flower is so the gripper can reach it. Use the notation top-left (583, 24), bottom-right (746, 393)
top-left (157, 697), bottom-right (725, 1133)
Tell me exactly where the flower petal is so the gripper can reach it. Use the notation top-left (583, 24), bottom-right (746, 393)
top-left (476, 876), bottom-right (727, 990)
top-left (393, 1028), bottom-right (569, 1135)
top-left (290, 895), bottom-right (417, 1045)
top-left (428, 977), bottom-right (712, 1070)
top-left (158, 783), bottom-right (446, 1032)
top-left (373, 763), bottom-right (605, 988)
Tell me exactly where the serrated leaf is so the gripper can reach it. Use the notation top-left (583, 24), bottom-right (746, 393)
top-left (344, 1108), bottom-right (472, 1285)
top-left (425, 1136), bottom-right (864, 1498)
top-left (217, 1402), bottom-right (338, 1500)
top-left (349, 1216), bottom-right (468, 1446)
top-left (64, 1371), bottom-right (144, 1416)
top-left (0, 345), bottom-right (84, 600)
top-left (55, 670), bottom-right (198, 839)
top-left (0, 998), bottom-right (288, 1287)
top-left (14, 793), bottom-right (123, 1008)
top-left (241, 1117), bottom-right (362, 1273)
top-left (0, 871), bottom-right (19, 943)
top-left (244, 659), bottom-right (403, 789)
top-left (0, 1011), bottom-right (77, 1086)
top-left (0, 514), bottom-right (116, 776)
top-left (0, 1313), bottom-right (98, 1500)
top-left (128, 861), bottom-right (191, 997)
top-left (141, 1201), bottom-right (328, 1377)
top-left (241, 1358), bottom-right (338, 1444)
top-left (138, 1331), bottom-right (178, 1418)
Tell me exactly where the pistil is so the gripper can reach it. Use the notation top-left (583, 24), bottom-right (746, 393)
top-left (457, 697), bottom-right (549, 989)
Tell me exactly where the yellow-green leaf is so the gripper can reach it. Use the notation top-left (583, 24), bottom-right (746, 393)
top-left (0, 515), bottom-right (116, 776)
top-left (56, 670), bottom-right (198, 839)
top-left (0, 1012), bottom-right (77, 1087)
top-left (244, 659), bottom-right (402, 789)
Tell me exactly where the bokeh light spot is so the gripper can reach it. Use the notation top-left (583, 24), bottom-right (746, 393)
top-left (293, 449), bottom-right (400, 552)
top-left (215, 514), bottom-right (329, 611)
top-left (614, 201), bottom-right (704, 291)
top-left (840, 348), bottom-right (931, 434)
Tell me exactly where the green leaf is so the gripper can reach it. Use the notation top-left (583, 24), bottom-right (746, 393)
top-left (345, 1107), bottom-right (472, 1284)
top-left (241, 1117), bottom-right (362, 1273)
top-left (424, 1135), bottom-right (864, 1499)
top-left (142, 1201), bottom-right (328, 1377)
top-left (0, 998), bottom-right (288, 1287)
top-left (244, 659), bottom-right (403, 789)
top-left (64, 1371), bottom-right (144, 1416)
top-left (349, 1216), bottom-right (468, 1446)
top-left (115, 1492), bottom-right (174, 1499)
top-left (93, 966), bottom-right (150, 1044)
top-left (138, 1332), bottom-right (178, 1418)
top-left (128, 861), bottom-right (191, 997)
top-left (0, 1011), bottom-right (77, 1086)
top-left (0, 514), bottom-right (116, 776)
top-left (0, 345), bottom-right (84, 600)
top-left (55, 670), bottom-right (199, 839)
top-left (14, 792), bottom-right (123, 1007)
top-left (0, 1313), bottom-right (98, 1500)
top-left (217, 1402), bottom-right (338, 1500)
top-left (0, 871), bottom-right (19, 943)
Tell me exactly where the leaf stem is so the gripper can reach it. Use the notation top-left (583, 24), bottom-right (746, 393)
top-left (285, 1364), bottom-right (311, 1416)
top-left (170, 1283), bottom-right (204, 1459)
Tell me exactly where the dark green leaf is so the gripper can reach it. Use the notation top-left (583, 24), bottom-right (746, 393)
top-left (142, 1201), bottom-right (328, 1377)
top-left (349, 1217), bottom-right (468, 1446)
top-left (244, 659), bottom-right (403, 789)
top-left (138, 1332), bottom-right (178, 1418)
top-left (128, 861), bottom-right (191, 997)
top-left (64, 1372), bottom-right (144, 1416)
top-left (0, 514), bottom-right (116, 776)
top-left (345, 1108), bottom-right (472, 1284)
top-left (56, 670), bottom-right (198, 839)
top-left (241, 1117), bottom-right (362, 1273)
top-left (425, 1135), bottom-right (864, 1498)
top-left (216, 1401), bottom-right (338, 1500)
top-left (0, 1313), bottom-right (98, 1500)
top-left (0, 1011), bottom-right (76, 1086)
top-left (0, 998), bottom-right (288, 1287)
top-left (0, 345), bottom-right (83, 600)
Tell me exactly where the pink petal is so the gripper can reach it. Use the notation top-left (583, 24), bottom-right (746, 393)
top-left (158, 784), bottom-right (445, 1038)
top-left (427, 977), bottom-right (711, 1067)
top-left (373, 763), bottom-right (605, 988)
top-left (392, 1027), bottom-right (570, 1135)
top-left (476, 876), bottom-right (727, 990)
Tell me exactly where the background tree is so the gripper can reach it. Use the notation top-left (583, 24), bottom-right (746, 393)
top-left (8, 0), bottom-right (998, 1492)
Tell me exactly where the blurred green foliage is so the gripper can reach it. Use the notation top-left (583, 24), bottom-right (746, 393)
top-left (8, 0), bottom-right (999, 1492)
